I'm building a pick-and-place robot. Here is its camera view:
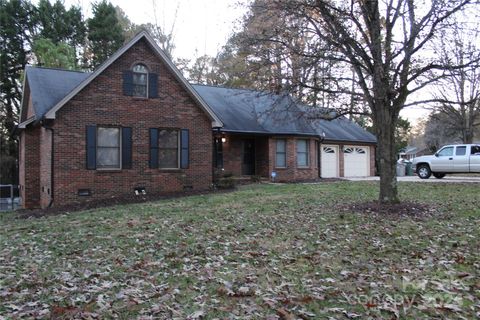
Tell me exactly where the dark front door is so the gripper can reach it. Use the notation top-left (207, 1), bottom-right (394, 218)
top-left (242, 139), bottom-right (255, 175)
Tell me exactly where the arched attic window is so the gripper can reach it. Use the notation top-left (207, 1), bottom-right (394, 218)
top-left (132, 64), bottom-right (148, 97)
top-left (122, 63), bottom-right (158, 98)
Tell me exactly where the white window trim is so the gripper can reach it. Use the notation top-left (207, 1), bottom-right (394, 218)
top-left (96, 127), bottom-right (122, 170)
top-left (296, 139), bottom-right (310, 168)
top-left (275, 139), bottom-right (287, 168)
top-left (158, 129), bottom-right (180, 170)
top-left (132, 63), bottom-right (149, 98)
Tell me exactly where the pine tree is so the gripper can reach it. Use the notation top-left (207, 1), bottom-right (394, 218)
top-left (87, 0), bottom-right (124, 68)
top-left (0, 0), bottom-right (36, 184)
top-left (34, 0), bottom-right (86, 63)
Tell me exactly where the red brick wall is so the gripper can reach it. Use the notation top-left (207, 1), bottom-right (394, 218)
top-left (221, 135), bottom-right (243, 176)
top-left (268, 136), bottom-right (319, 182)
top-left (339, 145), bottom-right (345, 177)
top-left (49, 38), bottom-right (213, 207)
top-left (255, 137), bottom-right (270, 177)
top-left (19, 127), bottom-right (41, 208)
top-left (370, 145), bottom-right (376, 176)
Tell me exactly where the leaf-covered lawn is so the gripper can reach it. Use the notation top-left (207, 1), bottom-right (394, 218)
top-left (1, 182), bottom-right (479, 319)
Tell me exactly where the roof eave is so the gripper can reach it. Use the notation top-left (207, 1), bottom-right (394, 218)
top-left (218, 128), bottom-right (321, 137)
top-left (322, 138), bottom-right (377, 145)
top-left (18, 70), bottom-right (29, 123)
top-left (17, 116), bottom-right (36, 129)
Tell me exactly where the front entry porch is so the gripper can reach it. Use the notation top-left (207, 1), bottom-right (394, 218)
top-left (214, 134), bottom-right (270, 177)
top-left (213, 133), bottom-right (322, 182)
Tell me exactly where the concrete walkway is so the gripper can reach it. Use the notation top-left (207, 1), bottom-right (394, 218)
top-left (345, 175), bottom-right (480, 183)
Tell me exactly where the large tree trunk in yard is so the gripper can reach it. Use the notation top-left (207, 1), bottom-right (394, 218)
top-left (375, 114), bottom-right (399, 204)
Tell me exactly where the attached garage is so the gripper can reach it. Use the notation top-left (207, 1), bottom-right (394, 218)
top-left (321, 145), bottom-right (339, 177)
top-left (344, 146), bottom-right (369, 177)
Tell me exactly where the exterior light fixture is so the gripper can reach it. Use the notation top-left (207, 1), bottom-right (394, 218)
top-left (221, 137), bottom-right (226, 143)
top-left (320, 131), bottom-right (326, 143)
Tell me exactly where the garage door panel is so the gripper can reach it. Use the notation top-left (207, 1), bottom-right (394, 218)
top-left (321, 145), bottom-right (338, 178)
top-left (344, 146), bottom-right (369, 177)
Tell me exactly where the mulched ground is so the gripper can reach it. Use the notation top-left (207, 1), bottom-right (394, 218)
top-left (342, 200), bottom-right (441, 218)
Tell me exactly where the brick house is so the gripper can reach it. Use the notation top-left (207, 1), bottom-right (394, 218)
top-left (18, 31), bottom-right (376, 209)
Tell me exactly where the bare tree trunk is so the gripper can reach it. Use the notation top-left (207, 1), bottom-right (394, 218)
top-left (376, 116), bottom-right (399, 203)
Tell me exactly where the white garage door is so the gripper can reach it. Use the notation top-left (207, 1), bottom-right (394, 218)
top-left (321, 145), bottom-right (339, 178)
top-left (344, 146), bottom-right (369, 177)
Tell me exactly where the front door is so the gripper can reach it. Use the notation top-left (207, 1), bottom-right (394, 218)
top-left (242, 139), bottom-right (255, 175)
top-left (453, 145), bottom-right (469, 172)
top-left (431, 146), bottom-right (454, 171)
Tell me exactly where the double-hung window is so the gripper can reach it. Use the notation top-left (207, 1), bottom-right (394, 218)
top-left (96, 127), bottom-right (121, 169)
top-left (296, 139), bottom-right (309, 167)
top-left (275, 139), bottom-right (286, 168)
top-left (158, 129), bottom-right (179, 169)
top-left (86, 125), bottom-right (132, 170)
top-left (149, 128), bottom-right (189, 169)
top-left (132, 64), bottom-right (148, 97)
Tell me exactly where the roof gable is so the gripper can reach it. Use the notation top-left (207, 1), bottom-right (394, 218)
top-left (41, 31), bottom-right (222, 127)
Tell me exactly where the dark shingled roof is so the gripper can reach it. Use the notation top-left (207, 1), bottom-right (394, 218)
top-left (192, 84), bottom-right (376, 143)
top-left (296, 104), bottom-right (377, 143)
top-left (25, 66), bottom-right (91, 119)
top-left (192, 85), bottom-right (318, 136)
top-left (23, 67), bottom-right (376, 143)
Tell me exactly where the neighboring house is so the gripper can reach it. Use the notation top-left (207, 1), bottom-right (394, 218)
top-left (398, 146), bottom-right (431, 161)
top-left (17, 31), bottom-right (376, 209)
top-left (398, 146), bottom-right (418, 161)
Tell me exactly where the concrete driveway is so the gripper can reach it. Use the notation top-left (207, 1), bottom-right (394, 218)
top-left (345, 175), bottom-right (480, 183)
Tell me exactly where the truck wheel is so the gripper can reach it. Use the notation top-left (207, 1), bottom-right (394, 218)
top-left (417, 164), bottom-right (431, 179)
top-left (433, 173), bottom-right (445, 179)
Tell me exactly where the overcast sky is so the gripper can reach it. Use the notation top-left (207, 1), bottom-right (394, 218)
top-left (65, 0), bottom-right (247, 58)
top-left (60, 0), bottom-right (430, 124)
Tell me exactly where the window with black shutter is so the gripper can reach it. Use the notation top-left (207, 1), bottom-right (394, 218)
top-left (86, 126), bottom-right (132, 170)
top-left (132, 64), bottom-right (148, 97)
top-left (123, 64), bottom-right (158, 98)
top-left (96, 127), bottom-right (121, 169)
top-left (149, 128), bottom-right (189, 169)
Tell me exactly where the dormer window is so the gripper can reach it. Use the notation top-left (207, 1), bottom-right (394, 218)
top-left (132, 64), bottom-right (148, 97)
top-left (122, 64), bottom-right (158, 98)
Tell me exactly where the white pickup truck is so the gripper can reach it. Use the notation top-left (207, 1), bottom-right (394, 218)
top-left (412, 144), bottom-right (480, 179)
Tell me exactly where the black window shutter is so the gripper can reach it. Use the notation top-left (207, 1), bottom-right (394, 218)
top-left (149, 128), bottom-right (159, 169)
top-left (148, 73), bottom-right (158, 98)
top-left (180, 129), bottom-right (189, 169)
top-left (86, 125), bottom-right (96, 169)
top-left (123, 71), bottom-right (134, 96)
top-left (122, 127), bottom-right (132, 169)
